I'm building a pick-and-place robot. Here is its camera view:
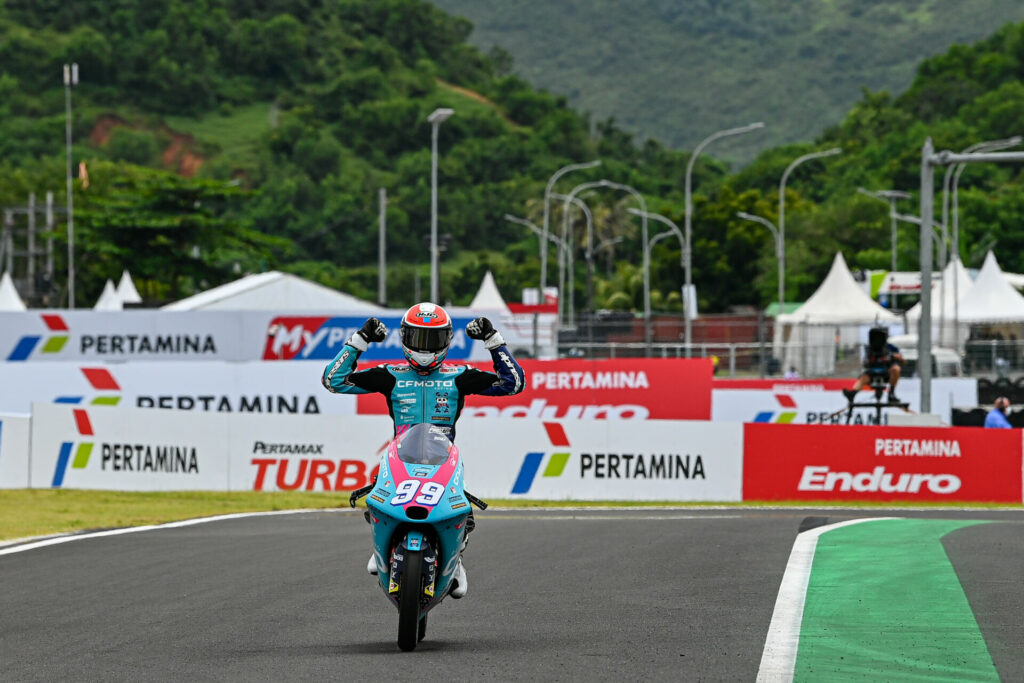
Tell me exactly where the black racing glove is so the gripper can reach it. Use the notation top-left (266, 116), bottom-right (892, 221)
top-left (466, 317), bottom-right (495, 341)
top-left (358, 317), bottom-right (388, 343)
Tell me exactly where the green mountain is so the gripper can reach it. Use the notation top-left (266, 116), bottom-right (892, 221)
top-left (429, 0), bottom-right (1024, 163)
top-left (4, 0), bottom-right (1024, 316)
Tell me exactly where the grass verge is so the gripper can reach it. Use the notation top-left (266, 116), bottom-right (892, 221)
top-left (1, 491), bottom-right (1020, 542)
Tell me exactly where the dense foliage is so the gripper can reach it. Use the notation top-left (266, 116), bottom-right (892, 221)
top-left (431, 0), bottom-right (1024, 164)
top-left (3, 0), bottom-right (1024, 315)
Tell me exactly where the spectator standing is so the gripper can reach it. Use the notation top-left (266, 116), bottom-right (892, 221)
top-left (984, 397), bottom-right (1013, 429)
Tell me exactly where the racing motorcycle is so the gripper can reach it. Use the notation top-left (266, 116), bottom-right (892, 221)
top-left (349, 423), bottom-right (487, 651)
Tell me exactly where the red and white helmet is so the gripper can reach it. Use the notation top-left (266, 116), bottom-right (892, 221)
top-left (400, 302), bottom-right (453, 372)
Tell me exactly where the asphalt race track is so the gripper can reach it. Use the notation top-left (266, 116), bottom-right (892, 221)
top-left (2, 508), bottom-right (1023, 681)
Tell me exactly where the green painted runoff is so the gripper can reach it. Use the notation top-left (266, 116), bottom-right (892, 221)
top-left (796, 518), bottom-right (998, 682)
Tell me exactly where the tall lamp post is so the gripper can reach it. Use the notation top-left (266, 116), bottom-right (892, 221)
top-left (778, 147), bottom-right (842, 307)
top-left (949, 137), bottom-right (1021, 350)
top-left (627, 208), bottom-right (687, 351)
top-left (551, 192), bottom-right (593, 326)
top-left (736, 211), bottom-right (782, 323)
top-left (856, 187), bottom-right (911, 273)
top-left (685, 123), bottom-right (764, 349)
top-left (63, 63), bottom-right (79, 309)
top-left (557, 179), bottom-right (648, 342)
top-left (428, 107), bottom-right (454, 303)
top-left (505, 213), bottom-right (566, 358)
top-left (541, 160), bottom-right (600, 302)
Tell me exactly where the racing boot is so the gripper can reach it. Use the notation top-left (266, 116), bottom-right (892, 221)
top-left (842, 388), bottom-right (857, 402)
top-left (450, 558), bottom-right (468, 599)
top-left (367, 552), bottom-right (378, 575)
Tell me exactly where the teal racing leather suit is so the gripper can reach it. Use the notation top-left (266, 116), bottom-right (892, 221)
top-left (321, 339), bottom-right (525, 441)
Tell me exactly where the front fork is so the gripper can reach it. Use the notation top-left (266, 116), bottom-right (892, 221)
top-left (388, 531), bottom-right (438, 600)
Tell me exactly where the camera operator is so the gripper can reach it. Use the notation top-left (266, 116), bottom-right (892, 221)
top-left (842, 326), bottom-right (904, 404)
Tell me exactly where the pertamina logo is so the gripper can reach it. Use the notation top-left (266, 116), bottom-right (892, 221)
top-left (510, 422), bottom-right (708, 494)
top-left (55, 367), bottom-right (122, 406)
top-left (52, 409), bottom-right (95, 487)
top-left (511, 423), bottom-right (572, 494)
top-left (752, 394), bottom-right (798, 423)
top-left (8, 314), bottom-right (69, 361)
top-left (51, 408), bottom-right (200, 487)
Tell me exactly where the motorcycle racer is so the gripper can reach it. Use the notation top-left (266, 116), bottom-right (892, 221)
top-left (322, 302), bottom-right (525, 598)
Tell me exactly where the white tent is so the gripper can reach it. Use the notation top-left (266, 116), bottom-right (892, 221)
top-left (779, 253), bottom-right (900, 326)
top-left (906, 257), bottom-right (974, 322)
top-left (94, 279), bottom-right (123, 311)
top-left (0, 272), bottom-right (26, 311)
top-left (116, 270), bottom-right (143, 304)
top-left (776, 253), bottom-right (900, 375)
top-left (161, 271), bottom-right (383, 311)
top-left (954, 251), bottom-right (1024, 322)
top-left (468, 270), bottom-right (510, 313)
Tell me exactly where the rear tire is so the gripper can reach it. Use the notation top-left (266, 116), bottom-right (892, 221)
top-left (397, 549), bottom-right (423, 652)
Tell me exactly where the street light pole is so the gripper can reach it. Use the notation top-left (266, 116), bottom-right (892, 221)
top-left (63, 62), bottom-right (78, 309)
top-left (685, 123), bottom-right (764, 349)
top-left (541, 160), bottom-right (600, 303)
top-left (551, 192), bottom-right (592, 326)
top-left (428, 107), bottom-right (454, 303)
top-left (949, 136), bottom-right (1021, 351)
top-left (628, 209), bottom-right (687, 351)
top-left (736, 211), bottom-right (782, 320)
top-left (778, 147), bottom-right (841, 309)
top-left (856, 187), bottom-right (911, 273)
top-left (918, 142), bottom-right (1024, 411)
top-left (556, 179), bottom-right (647, 342)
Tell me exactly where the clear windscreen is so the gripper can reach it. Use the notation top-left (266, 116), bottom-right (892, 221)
top-left (396, 423), bottom-right (452, 465)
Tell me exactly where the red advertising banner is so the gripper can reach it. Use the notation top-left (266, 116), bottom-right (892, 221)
top-left (743, 423), bottom-right (1023, 503)
top-left (355, 358), bottom-right (713, 420)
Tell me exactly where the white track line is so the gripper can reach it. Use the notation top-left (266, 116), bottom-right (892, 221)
top-left (0, 508), bottom-right (344, 557)
top-left (756, 517), bottom-right (894, 683)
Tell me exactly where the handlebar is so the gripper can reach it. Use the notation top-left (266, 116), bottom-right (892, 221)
top-left (464, 490), bottom-right (488, 510)
top-left (348, 483), bottom-right (375, 508)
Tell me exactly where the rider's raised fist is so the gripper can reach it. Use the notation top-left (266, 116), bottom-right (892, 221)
top-left (358, 317), bottom-right (388, 343)
top-left (466, 317), bottom-right (495, 341)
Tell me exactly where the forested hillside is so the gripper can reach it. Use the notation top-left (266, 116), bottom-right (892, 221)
top-left (3, 0), bottom-right (1024, 316)
top-left (430, 0), bottom-right (1024, 163)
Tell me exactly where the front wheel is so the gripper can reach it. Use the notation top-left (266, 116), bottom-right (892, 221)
top-left (397, 549), bottom-right (423, 651)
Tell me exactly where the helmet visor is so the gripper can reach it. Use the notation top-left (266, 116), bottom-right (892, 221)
top-left (402, 325), bottom-right (452, 353)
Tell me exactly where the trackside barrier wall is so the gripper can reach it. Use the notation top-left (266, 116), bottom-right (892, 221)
top-left (712, 378), bottom-right (977, 425)
top-left (0, 413), bottom-right (31, 488)
top-left (743, 422), bottom-right (1024, 503)
top-left (0, 359), bottom-right (711, 420)
top-left (0, 362), bottom-right (356, 416)
top-left (28, 403), bottom-right (743, 500)
top-left (0, 311), bottom-right (524, 364)
top-left (25, 403), bottom-right (1024, 502)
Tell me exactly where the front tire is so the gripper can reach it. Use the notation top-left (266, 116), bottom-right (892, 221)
top-left (397, 549), bottom-right (423, 651)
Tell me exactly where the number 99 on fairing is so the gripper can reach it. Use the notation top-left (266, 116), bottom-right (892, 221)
top-left (390, 480), bottom-right (445, 506)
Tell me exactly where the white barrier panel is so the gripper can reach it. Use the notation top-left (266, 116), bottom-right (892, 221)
top-left (711, 378), bottom-right (977, 425)
top-left (1, 311), bottom-right (524, 363)
top-left (0, 413), bottom-right (31, 488)
top-left (30, 403), bottom-right (230, 491)
top-left (456, 417), bottom-right (744, 501)
top-left (30, 403), bottom-right (744, 501)
top-left (0, 363), bottom-right (355, 415)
